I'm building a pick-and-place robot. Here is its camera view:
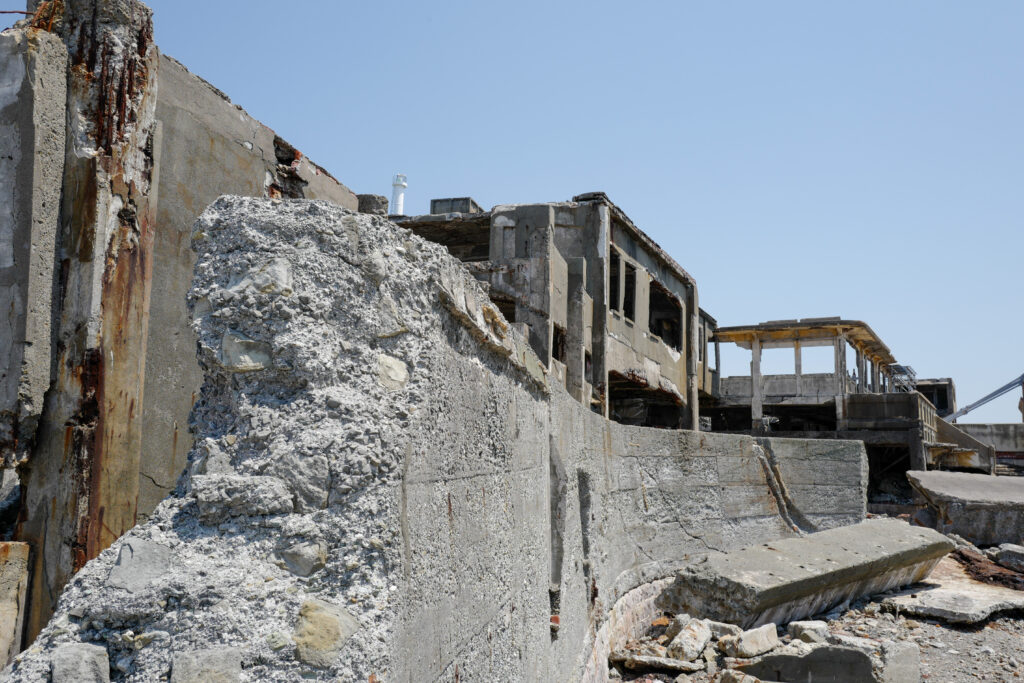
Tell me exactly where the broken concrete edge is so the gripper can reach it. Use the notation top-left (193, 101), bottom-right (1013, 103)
top-left (657, 519), bottom-right (954, 629)
top-left (907, 469), bottom-right (1024, 546)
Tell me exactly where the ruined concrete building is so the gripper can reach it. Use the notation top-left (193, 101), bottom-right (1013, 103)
top-left (396, 192), bottom-right (717, 430)
top-left (0, 0), bottom-right (1020, 680)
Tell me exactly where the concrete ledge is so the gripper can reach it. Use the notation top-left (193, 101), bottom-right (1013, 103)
top-left (908, 469), bottom-right (1024, 546)
top-left (657, 519), bottom-right (953, 628)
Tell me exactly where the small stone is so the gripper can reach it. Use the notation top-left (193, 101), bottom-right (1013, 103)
top-left (718, 623), bottom-right (780, 658)
top-left (664, 613), bottom-right (692, 640)
top-left (292, 599), bottom-right (360, 668)
top-left (51, 643), bottom-right (110, 683)
top-left (667, 619), bottom-right (711, 662)
top-left (717, 671), bottom-right (761, 683)
top-left (267, 632), bottom-right (291, 651)
top-left (706, 620), bottom-right (742, 639)
top-left (377, 354), bottom-right (409, 391)
top-left (278, 540), bottom-right (327, 577)
top-left (171, 647), bottom-right (242, 682)
top-left (326, 397), bottom-right (341, 409)
top-left (786, 620), bottom-right (828, 642)
top-left (220, 331), bottom-right (272, 372)
top-left (904, 619), bottom-right (921, 629)
top-left (108, 538), bottom-right (172, 593)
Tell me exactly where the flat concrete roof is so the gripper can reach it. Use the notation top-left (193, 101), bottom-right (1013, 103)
top-left (715, 318), bottom-right (896, 365)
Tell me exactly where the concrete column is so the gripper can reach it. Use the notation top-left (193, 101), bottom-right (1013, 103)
top-left (0, 29), bottom-right (66, 468)
top-left (834, 335), bottom-right (847, 427)
top-left (751, 336), bottom-right (763, 432)
top-left (794, 341), bottom-right (802, 396)
top-left (872, 359), bottom-right (881, 393)
top-left (687, 284), bottom-right (700, 430)
top-left (565, 258), bottom-right (587, 403)
top-left (18, 0), bottom-right (160, 642)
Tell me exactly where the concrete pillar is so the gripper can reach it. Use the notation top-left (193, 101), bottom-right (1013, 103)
top-left (855, 349), bottom-right (864, 393)
top-left (834, 335), bottom-right (847, 396)
top-left (565, 258), bottom-right (587, 403)
top-left (794, 341), bottom-right (802, 396)
top-left (871, 359), bottom-right (881, 393)
top-left (18, 0), bottom-right (160, 642)
top-left (0, 29), bottom-right (66, 469)
top-left (687, 284), bottom-right (700, 430)
top-left (0, 542), bottom-right (29, 664)
top-left (751, 336), bottom-right (763, 432)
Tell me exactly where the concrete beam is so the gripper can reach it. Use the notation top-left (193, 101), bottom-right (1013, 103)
top-left (657, 518), bottom-right (952, 628)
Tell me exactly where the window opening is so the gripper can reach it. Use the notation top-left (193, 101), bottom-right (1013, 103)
top-left (609, 250), bottom-right (621, 312)
top-left (647, 279), bottom-right (681, 350)
top-left (623, 264), bottom-right (637, 321)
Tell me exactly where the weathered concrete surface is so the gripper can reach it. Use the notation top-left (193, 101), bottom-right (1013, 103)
top-left (3, 198), bottom-right (869, 681)
top-left (908, 469), bottom-right (1024, 546)
top-left (658, 518), bottom-right (953, 629)
top-left (959, 423), bottom-right (1024, 455)
top-left (17, 0), bottom-right (161, 643)
top-left (0, 542), bottom-right (30, 665)
top-left (0, 28), bottom-right (66, 470)
top-left (139, 52), bottom-right (359, 516)
top-left (734, 638), bottom-right (920, 683)
top-left (883, 554), bottom-right (1024, 624)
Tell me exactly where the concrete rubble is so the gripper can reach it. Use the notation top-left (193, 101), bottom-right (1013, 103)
top-left (657, 518), bottom-right (954, 629)
top-left (908, 469), bottom-right (1024, 546)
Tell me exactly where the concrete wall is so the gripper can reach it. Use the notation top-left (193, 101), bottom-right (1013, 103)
top-left (5, 198), bottom-right (868, 681)
top-left (959, 423), bottom-right (1024, 455)
top-left (139, 54), bottom-right (358, 515)
top-left (0, 29), bottom-right (65, 468)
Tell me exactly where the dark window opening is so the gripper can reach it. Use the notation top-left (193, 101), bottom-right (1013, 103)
top-left (492, 298), bottom-right (516, 324)
top-left (608, 371), bottom-right (682, 429)
top-left (647, 280), bottom-right (681, 350)
top-left (552, 324), bottom-right (567, 363)
top-left (623, 264), bottom-right (637, 321)
top-left (699, 327), bottom-right (705, 361)
top-left (584, 351), bottom-right (593, 385)
top-left (609, 250), bottom-right (621, 312)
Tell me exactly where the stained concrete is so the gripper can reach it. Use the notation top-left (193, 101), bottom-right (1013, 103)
top-left (657, 518), bottom-right (953, 629)
top-left (908, 469), bottom-right (1024, 546)
top-left (0, 28), bottom-right (66, 469)
top-left (5, 198), bottom-right (870, 682)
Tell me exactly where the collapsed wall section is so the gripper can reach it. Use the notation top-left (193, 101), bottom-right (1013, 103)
top-left (4, 198), bottom-right (866, 682)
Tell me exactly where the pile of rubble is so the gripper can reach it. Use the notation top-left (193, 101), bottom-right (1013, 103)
top-left (610, 605), bottom-right (916, 682)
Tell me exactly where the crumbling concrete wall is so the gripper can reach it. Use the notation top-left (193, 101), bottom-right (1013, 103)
top-left (139, 53), bottom-right (358, 516)
top-left (4, 198), bottom-right (866, 681)
top-left (5, 0), bottom-right (361, 644)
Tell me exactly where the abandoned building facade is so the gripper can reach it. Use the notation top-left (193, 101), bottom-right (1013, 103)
top-left (397, 193), bottom-right (716, 431)
top-left (1, 0), bottom-right (1023, 679)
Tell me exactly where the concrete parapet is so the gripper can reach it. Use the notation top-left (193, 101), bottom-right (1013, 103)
top-left (657, 518), bottom-right (953, 629)
top-left (908, 469), bottom-right (1024, 546)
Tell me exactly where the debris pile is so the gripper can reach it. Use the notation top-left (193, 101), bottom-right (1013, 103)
top-left (608, 612), bottom-right (918, 682)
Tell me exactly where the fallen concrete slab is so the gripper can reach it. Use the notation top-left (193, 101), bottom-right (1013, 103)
top-left (907, 470), bottom-right (1024, 546)
top-left (883, 554), bottom-right (1024, 624)
top-left (733, 639), bottom-right (919, 683)
top-left (658, 519), bottom-right (953, 628)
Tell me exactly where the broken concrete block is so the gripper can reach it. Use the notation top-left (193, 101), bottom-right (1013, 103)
top-left (908, 470), bottom-right (1024, 546)
top-left (292, 599), bottom-right (359, 668)
top-left (658, 519), bottom-right (952, 628)
top-left (883, 554), bottom-right (1024, 623)
top-left (716, 671), bottom-right (762, 683)
top-left (377, 354), bottom-right (409, 391)
top-left (0, 542), bottom-right (29, 664)
top-left (735, 643), bottom-right (875, 683)
top-left (707, 620), bottom-right (742, 639)
top-left (356, 194), bottom-right (389, 215)
top-left (663, 613), bottom-right (691, 640)
top-left (278, 540), bottom-right (327, 577)
top-left (988, 543), bottom-right (1024, 573)
top-left (192, 474), bottom-right (294, 522)
top-left (228, 256), bottom-right (293, 297)
top-left (717, 623), bottom-right (779, 658)
top-left (666, 618), bottom-right (711, 661)
top-left (51, 643), bottom-right (110, 683)
top-left (609, 650), bottom-right (704, 674)
top-left (107, 538), bottom-right (172, 593)
top-left (170, 647), bottom-right (241, 682)
top-left (786, 620), bottom-right (827, 643)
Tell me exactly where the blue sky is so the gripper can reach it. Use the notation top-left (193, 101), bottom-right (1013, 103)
top-left (11, 2), bottom-right (1023, 421)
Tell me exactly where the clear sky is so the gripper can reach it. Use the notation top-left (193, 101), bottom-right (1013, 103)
top-left (9, 2), bottom-right (1023, 421)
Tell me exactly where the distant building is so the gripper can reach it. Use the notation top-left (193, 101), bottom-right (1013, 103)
top-left (396, 193), bottom-right (715, 429)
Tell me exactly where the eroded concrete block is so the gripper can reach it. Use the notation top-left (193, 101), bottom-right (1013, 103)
top-left (51, 643), bottom-right (109, 683)
top-left (107, 538), bottom-right (172, 594)
top-left (0, 542), bottom-right (28, 664)
top-left (292, 599), bottom-right (360, 668)
top-left (658, 519), bottom-right (953, 628)
top-left (908, 469), bottom-right (1024, 546)
top-left (171, 647), bottom-right (241, 683)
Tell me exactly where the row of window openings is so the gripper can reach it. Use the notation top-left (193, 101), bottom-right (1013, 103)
top-left (608, 251), bottom-right (682, 352)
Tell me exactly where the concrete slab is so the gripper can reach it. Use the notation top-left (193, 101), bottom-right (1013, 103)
top-left (883, 554), bottom-right (1024, 624)
top-left (657, 519), bottom-right (953, 628)
top-left (907, 470), bottom-right (1024, 546)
